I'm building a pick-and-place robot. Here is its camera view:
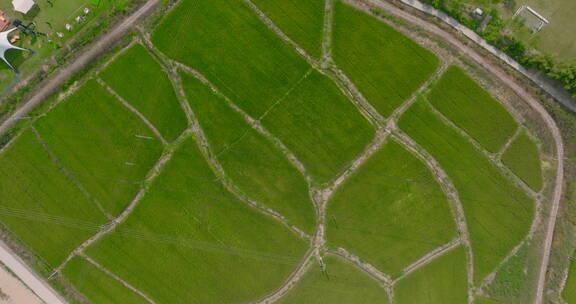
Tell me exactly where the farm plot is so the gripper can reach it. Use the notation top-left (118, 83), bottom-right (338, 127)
top-left (260, 70), bottom-right (375, 184)
top-left (399, 100), bottom-right (534, 283)
top-left (62, 257), bottom-right (147, 304)
top-left (502, 132), bottom-right (543, 191)
top-left (326, 140), bottom-right (456, 275)
top-left (34, 80), bottom-right (164, 216)
top-left (277, 255), bottom-right (389, 304)
top-left (85, 139), bottom-right (308, 304)
top-left (99, 44), bottom-right (188, 142)
top-left (427, 66), bottom-right (518, 152)
top-left (0, 129), bottom-right (107, 267)
top-left (152, 0), bottom-right (310, 117)
top-left (180, 71), bottom-right (316, 234)
top-left (332, 0), bottom-right (439, 117)
top-left (394, 246), bottom-right (468, 304)
top-left (250, 0), bottom-right (325, 58)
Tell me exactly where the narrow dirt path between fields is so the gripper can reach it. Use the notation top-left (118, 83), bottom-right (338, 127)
top-left (81, 253), bottom-right (156, 304)
top-left (0, 0), bottom-right (162, 136)
top-left (96, 78), bottom-right (168, 146)
top-left (394, 238), bottom-right (461, 283)
top-left (48, 130), bottom-right (191, 279)
top-left (354, 1), bottom-right (564, 303)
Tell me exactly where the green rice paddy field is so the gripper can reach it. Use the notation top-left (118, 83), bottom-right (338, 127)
top-left (0, 0), bottom-right (549, 303)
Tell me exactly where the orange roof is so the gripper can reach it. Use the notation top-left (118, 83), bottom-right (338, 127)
top-left (0, 11), bottom-right (9, 32)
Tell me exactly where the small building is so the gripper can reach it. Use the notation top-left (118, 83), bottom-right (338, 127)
top-left (0, 11), bottom-right (10, 32)
top-left (11, 0), bottom-right (35, 14)
top-left (473, 8), bottom-right (484, 16)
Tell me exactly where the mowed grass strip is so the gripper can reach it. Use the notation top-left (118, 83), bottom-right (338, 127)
top-left (86, 139), bottom-right (308, 304)
top-left (427, 66), bottom-right (517, 152)
top-left (0, 129), bottom-right (107, 267)
top-left (100, 44), bottom-right (188, 141)
top-left (502, 132), bottom-right (543, 191)
top-left (475, 297), bottom-right (502, 304)
top-left (395, 246), bottom-right (468, 304)
top-left (63, 257), bottom-right (148, 304)
top-left (277, 255), bottom-right (389, 304)
top-left (261, 70), bottom-right (375, 184)
top-left (181, 72), bottom-right (315, 234)
top-left (399, 100), bottom-right (534, 283)
top-left (251, 0), bottom-right (325, 58)
top-left (332, 0), bottom-right (439, 117)
top-left (326, 140), bottom-right (456, 275)
top-left (564, 258), bottom-right (576, 304)
top-left (35, 80), bottom-right (164, 216)
top-left (152, 0), bottom-right (310, 117)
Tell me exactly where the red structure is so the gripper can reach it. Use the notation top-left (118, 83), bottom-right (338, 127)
top-left (0, 11), bottom-right (10, 32)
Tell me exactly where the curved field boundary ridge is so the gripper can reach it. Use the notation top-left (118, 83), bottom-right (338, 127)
top-left (0, 0), bottom-right (162, 136)
top-left (357, 0), bottom-right (564, 303)
top-left (0, 241), bottom-right (67, 304)
top-left (392, 0), bottom-right (576, 113)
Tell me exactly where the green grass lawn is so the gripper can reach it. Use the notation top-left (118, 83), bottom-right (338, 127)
top-left (99, 44), bottom-right (188, 141)
top-left (261, 70), bottom-right (375, 184)
top-left (399, 100), bottom-right (533, 284)
top-left (34, 80), bottom-right (164, 216)
top-left (563, 257), bottom-right (576, 303)
top-left (326, 140), bottom-right (456, 276)
top-left (250, 0), bottom-right (325, 58)
top-left (427, 66), bottom-right (518, 152)
top-left (181, 71), bottom-right (316, 234)
top-left (86, 138), bottom-right (308, 303)
top-left (62, 257), bottom-right (148, 304)
top-left (0, 129), bottom-right (107, 267)
top-left (152, 0), bottom-right (310, 118)
top-left (277, 255), bottom-right (389, 303)
top-left (502, 132), bottom-right (543, 191)
top-left (395, 246), bottom-right (468, 304)
top-left (332, 0), bottom-right (439, 117)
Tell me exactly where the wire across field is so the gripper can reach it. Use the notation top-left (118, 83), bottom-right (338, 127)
top-left (0, 0), bottom-right (550, 303)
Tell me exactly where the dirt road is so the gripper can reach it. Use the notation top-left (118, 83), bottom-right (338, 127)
top-left (0, 0), bottom-right (161, 136)
top-left (356, 1), bottom-right (564, 302)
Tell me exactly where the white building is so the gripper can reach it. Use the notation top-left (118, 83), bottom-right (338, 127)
top-left (12, 0), bottom-right (36, 14)
top-left (0, 29), bottom-right (27, 71)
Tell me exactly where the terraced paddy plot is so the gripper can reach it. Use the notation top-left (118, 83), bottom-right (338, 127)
top-left (502, 132), bottom-right (543, 191)
top-left (86, 139), bottom-right (308, 303)
top-left (0, 129), bottom-right (107, 267)
top-left (399, 100), bottom-right (534, 283)
top-left (427, 66), bottom-right (517, 152)
top-left (332, 0), bottom-right (439, 117)
top-left (62, 257), bottom-right (148, 304)
top-left (251, 0), bottom-right (325, 58)
top-left (152, 0), bottom-right (310, 117)
top-left (99, 44), bottom-right (188, 142)
top-left (326, 140), bottom-right (456, 275)
top-left (261, 70), bottom-right (375, 184)
top-left (277, 255), bottom-right (389, 304)
top-left (475, 298), bottom-right (501, 304)
top-left (395, 246), bottom-right (468, 304)
top-left (34, 80), bottom-right (164, 216)
top-left (181, 71), bottom-right (315, 233)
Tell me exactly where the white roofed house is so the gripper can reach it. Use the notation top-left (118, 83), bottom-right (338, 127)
top-left (12, 0), bottom-right (36, 14)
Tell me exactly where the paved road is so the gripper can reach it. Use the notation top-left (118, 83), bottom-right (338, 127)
top-left (0, 242), bottom-right (66, 304)
top-left (360, 1), bottom-right (564, 303)
top-left (0, 0), bottom-right (161, 136)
